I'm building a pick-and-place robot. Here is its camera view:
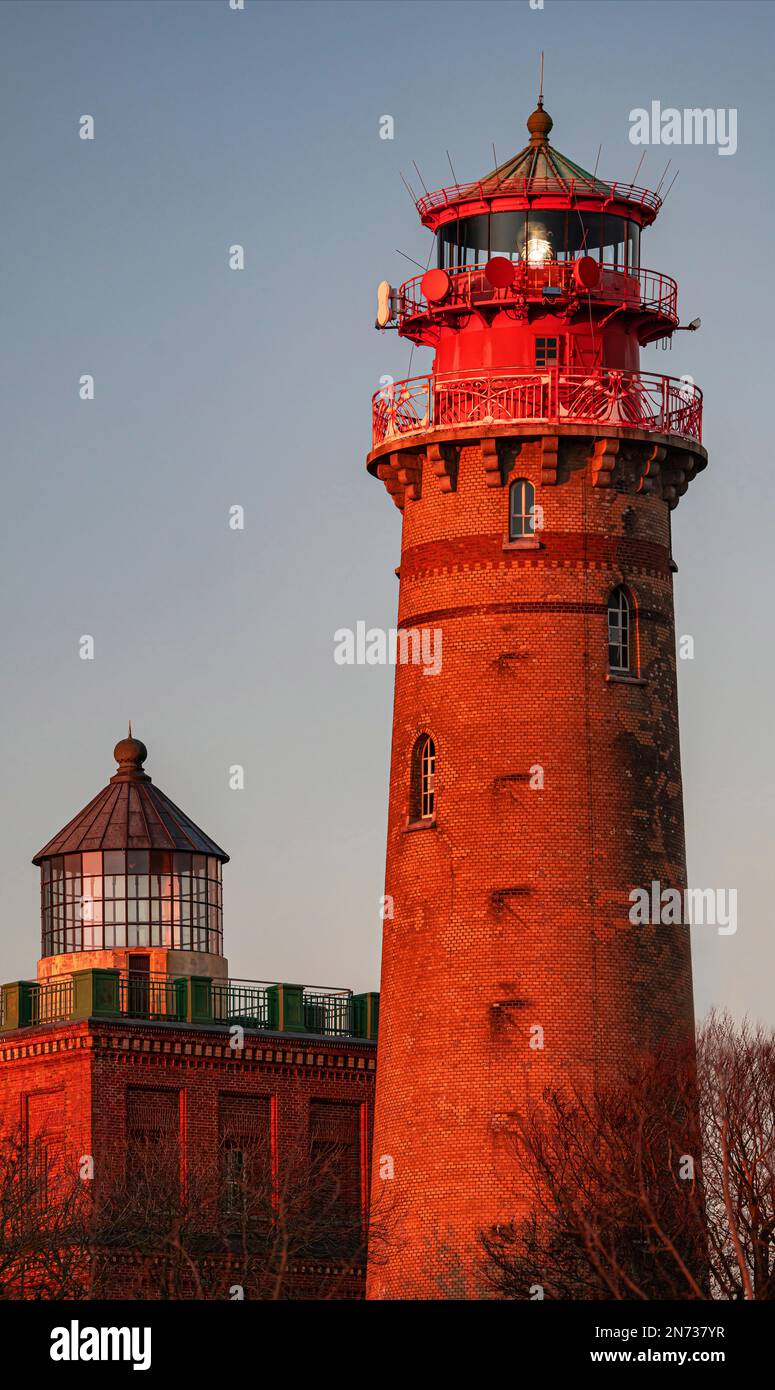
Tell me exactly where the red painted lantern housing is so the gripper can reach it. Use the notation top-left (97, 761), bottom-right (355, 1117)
top-left (371, 101), bottom-right (703, 460)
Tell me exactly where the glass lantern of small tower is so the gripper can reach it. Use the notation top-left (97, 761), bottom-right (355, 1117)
top-left (33, 733), bottom-right (229, 984)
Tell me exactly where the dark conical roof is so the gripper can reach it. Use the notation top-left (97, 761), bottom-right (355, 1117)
top-left (475, 102), bottom-right (611, 197)
top-left (33, 730), bottom-right (229, 864)
top-left (416, 102), bottom-right (661, 224)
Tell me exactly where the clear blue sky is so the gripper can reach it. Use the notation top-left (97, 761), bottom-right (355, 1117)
top-left (0, 0), bottom-right (773, 1021)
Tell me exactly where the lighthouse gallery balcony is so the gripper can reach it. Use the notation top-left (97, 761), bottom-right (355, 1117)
top-left (396, 262), bottom-right (679, 339)
top-left (371, 366), bottom-right (702, 451)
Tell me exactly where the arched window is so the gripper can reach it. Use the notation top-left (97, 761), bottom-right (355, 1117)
top-left (509, 479), bottom-right (535, 540)
top-left (410, 734), bottom-right (436, 823)
top-left (608, 587), bottom-right (634, 673)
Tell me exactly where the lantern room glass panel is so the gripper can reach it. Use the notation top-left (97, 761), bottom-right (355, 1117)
top-left (40, 849), bottom-right (224, 957)
top-left (438, 211), bottom-right (641, 272)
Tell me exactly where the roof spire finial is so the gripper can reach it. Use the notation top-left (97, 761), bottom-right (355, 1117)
top-left (111, 727), bottom-right (150, 784)
top-left (527, 58), bottom-right (553, 146)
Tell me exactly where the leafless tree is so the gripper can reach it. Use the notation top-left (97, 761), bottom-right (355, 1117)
top-left (86, 1134), bottom-right (384, 1300)
top-left (0, 1122), bottom-right (389, 1300)
top-left (481, 1013), bottom-right (775, 1300)
top-left (0, 1128), bottom-right (89, 1299)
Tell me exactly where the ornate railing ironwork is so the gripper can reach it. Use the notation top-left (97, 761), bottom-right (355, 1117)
top-left (372, 367), bottom-right (702, 448)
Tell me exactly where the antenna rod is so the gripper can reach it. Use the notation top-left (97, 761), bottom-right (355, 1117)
top-left (446, 149), bottom-right (459, 184)
top-left (400, 171), bottom-right (418, 204)
top-left (395, 248), bottom-right (427, 271)
top-left (412, 160), bottom-right (431, 198)
top-left (593, 144), bottom-right (602, 176)
top-left (492, 141), bottom-right (498, 169)
top-left (654, 159), bottom-right (671, 195)
top-left (661, 169), bottom-right (680, 203)
top-left (539, 50), bottom-right (544, 103)
top-left (631, 150), bottom-right (646, 185)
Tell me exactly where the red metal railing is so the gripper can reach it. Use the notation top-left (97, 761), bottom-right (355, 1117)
top-left (396, 262), bottom-right (678, 329)
top-left (372, 368), bottom-right (702, 448)
top-left (417, 178), bottom-right (662, 217)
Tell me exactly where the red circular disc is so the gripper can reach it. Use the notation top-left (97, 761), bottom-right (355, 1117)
top-left (484, 256), bottom-right (516, 289)
top-left (573, 255), bottom-right (600, 290)
top-left (421, 268), bottom-right (450, 303)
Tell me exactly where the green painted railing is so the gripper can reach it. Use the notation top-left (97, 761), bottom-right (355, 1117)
top-left (0, 972), bottom-right (379, 1041)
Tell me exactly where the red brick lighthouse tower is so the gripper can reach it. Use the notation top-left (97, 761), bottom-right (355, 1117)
top-left (366, 98), bottom-right (707, 1299)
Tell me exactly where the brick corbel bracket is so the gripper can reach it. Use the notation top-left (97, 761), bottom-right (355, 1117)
top-left (427, 440), bottom-right (461, 493)
top-left (661, 445), bottom-right (705, 508)
top-left (481, 437), bottom-right (505, 489)
top-left (540, 434), bottom-right (560, 486)
top-left (632, 441), bottom-right (666, 496)
top-left (375, 449), bottom-right (423, 510)
top-left (615, 440), bottom-right (706, 507)
top-left (591, 436), bottom-right (620, 488)
top-left (373, 432), bottom-right (706, 510)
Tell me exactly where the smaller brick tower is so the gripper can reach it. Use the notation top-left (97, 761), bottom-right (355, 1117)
top-left (0, 732), bottom-right (378, 1298)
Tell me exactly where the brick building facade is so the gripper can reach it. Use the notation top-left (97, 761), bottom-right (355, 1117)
top-left (0, 734), bottom-right (377, 1299)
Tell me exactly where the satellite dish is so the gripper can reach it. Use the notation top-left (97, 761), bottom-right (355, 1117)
top-left (421, 268), bottom-right (450, 303)
top-left (573, 256), bottom-right (600, 291)
top-left (376, 280), bottom-right (395, 327)
top-left (484, 256), bottom-right (516, 289)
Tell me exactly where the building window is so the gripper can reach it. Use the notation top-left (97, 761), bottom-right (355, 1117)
top-left (126, 1087), bottom-right (181, 1207)
top-left (608, 587), bottom-right (634, 673)
top-left (219, 1094), bottom-right (272, 1220)
top-left (509, 479), bottom-right (536, 540)
top-left (535, 336), bottom-right (558, 369)
top-left (23, 1089), bottom-right (65, 1215)
top-left (410, 735), bottom-right (436, 823)
top-left (309, 1100), bottom-right (363, 1256)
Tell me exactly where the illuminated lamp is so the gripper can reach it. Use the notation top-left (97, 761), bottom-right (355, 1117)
top-left (521, 223), bottom-right (554, 265)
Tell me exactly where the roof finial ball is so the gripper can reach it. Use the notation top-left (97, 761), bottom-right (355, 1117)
top-left (527, 100), bottom-right (553, 145)
top-left (111, 726), bottom-right (150, 783)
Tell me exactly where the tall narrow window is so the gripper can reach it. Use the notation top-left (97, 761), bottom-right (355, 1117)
top-left (126, 1087), bottom-right (180, 1208)
top-left (309, 1100), bottom-right (363, 1256)
top-left (608, 587), bottom-right (633, 673)
top-left (509, 479), bottom-right (536, 540)
top-left (410, 734), bottom-right (436, 823)
top-left (219, 1094), bottom-right (271, 1221)
top-left (421, 736), bottom-right (436, 819)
